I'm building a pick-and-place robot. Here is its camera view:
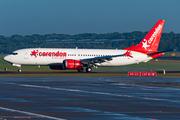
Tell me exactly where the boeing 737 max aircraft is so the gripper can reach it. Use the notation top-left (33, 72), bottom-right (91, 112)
top-left (4, 20), bottom-right (169, 72)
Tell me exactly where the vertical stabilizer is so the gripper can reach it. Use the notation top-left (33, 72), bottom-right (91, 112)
top-left (124, 20), bottom-right (165, 53)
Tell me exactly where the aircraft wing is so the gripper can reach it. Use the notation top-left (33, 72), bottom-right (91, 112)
top-left (80, 50), bottom-right (133, 64)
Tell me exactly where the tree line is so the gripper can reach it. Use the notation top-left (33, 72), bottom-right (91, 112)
top-left (0, 31), bottom-right (179, 54)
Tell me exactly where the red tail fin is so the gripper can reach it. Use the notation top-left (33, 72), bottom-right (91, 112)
top-left (124, 20), bottom-right (165, 53)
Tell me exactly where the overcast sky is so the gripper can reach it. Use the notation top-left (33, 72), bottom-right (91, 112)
top-left (0, 0), bottom-right (179, 36)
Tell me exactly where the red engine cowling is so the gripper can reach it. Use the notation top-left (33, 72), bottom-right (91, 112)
top-left (63, 59), bottom-right (82, 70)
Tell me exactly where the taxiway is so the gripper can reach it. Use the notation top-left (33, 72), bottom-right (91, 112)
top-left (0, 77), bottom-right (179, 120)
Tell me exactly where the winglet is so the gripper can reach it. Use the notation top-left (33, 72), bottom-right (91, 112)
top-left (124, 45), bottom-right (134, 58)
top-left (125, 50), bottom-right (133, 58)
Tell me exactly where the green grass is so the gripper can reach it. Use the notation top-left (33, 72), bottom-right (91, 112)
top-left (93, 60), bottom-right (180, 72)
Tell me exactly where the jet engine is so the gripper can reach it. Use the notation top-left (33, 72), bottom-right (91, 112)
top-left (63, 59), bottom-right (82, 70)
top-left (49, 64), bottom-right (64, 70)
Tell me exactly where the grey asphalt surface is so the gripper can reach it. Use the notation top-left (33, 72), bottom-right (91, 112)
top-left (0, 77), bottom-right (180, 120)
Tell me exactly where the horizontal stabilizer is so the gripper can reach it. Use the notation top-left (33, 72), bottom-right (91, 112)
top-left (147, 49), bottom-right (174, 55)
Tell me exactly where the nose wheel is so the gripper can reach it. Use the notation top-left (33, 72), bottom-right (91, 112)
top-left (86, 67), bottom-right (92, 72)
top-left (18, 69), bottom-right (22, 72)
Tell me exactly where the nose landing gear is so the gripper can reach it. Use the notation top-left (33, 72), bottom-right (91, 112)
top-left (18, 69), bottom-right (22, 73)
top-left (12, 64), bottom-right (22, 73)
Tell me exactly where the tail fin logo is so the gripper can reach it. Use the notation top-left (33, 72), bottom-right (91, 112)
top-left (142, 39), bottom-right (150, 50)
top-left (142, 24), bottom-right (163, 51)
top-left (123, 20), bottom-right (164, 53)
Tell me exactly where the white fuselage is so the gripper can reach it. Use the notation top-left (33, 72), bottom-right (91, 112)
top-left (4, 48), bottom-right (152, 67)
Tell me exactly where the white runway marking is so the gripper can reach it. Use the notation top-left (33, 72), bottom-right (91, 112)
top-left (0, 81), bottom-right (167, 120)
top-left (11, 82), bottom-right (180, 103)
top-left (0, 81), bottom-right (153, 120)
top-left (0, 106), bottom-right (66, 120)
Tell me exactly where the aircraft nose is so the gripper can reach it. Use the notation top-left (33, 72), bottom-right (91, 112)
top-left (3, 55), bottom-right (11, 62)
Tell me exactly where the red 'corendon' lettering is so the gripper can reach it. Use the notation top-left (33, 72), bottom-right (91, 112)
top-left (42, 52), bottom-right (48, 57)
top-left (48, 52), bottom-right (51, 57)
top-left (31, 50), bottom-right (67, 58)
top-left (56, 51), bottom-right (59, 56)
top-left (61, 52), bottom-right (66, 57)
top-left (51, 52), bottom-right (55, 56)
top-left (39, 52), bottom-right (42, 57)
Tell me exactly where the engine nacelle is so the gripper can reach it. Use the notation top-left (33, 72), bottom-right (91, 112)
top-left (63, 59), bottom-right (82, 70)
top-left (49, 64), bottom-right (65, 70)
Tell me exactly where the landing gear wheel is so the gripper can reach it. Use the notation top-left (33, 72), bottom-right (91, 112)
top-left (86, 67), bottom-right (92, 72)
top-left (78, 68), bottom-right (84, 72)
top-left (18, 69), bottom-right (22, 73)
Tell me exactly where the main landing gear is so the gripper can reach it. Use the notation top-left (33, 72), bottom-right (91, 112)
top-left (86, 67), bottom-right (92, 72)
top-left (77, 67), bottom-right (92, 73)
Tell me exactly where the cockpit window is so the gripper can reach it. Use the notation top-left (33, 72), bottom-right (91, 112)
top-left (10, 53), bottom-right (18, 55)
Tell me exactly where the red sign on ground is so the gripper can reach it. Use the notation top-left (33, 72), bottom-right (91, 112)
top-left (128, 72), bottom-right (140, 77)
top-left (141, 72), bottom-right (156, 77)
top-left (128, 72), bottom-right (157, 77)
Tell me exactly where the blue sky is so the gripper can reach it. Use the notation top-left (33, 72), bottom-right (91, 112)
top-left (0, 0), bottom-right (179, 36)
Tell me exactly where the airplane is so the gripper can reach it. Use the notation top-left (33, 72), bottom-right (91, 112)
top-left (3, 20), bottom-right (169, 72)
